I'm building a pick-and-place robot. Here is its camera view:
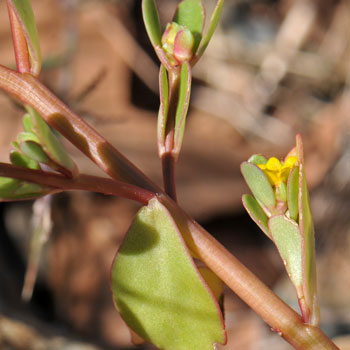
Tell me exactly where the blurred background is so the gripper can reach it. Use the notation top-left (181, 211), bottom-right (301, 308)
top-left (0, 0), bottom-right (349, 349)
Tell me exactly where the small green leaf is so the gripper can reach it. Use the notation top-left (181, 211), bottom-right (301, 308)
top-left (296, 135), bottom-right (319, 325)
top-left (196, 0), bottom-right (224, 59)
top-left (22, 113), bottom-right (34, 132)
top-left (241, 162), bottom-right (275, 214)
top-left (28, 107), bottom-right (77, 177)
top-left (10, 150), bottom-right (39, 170)
top-left (0, 177), bottom-right (49, 201)
top-left (242, 194), bottom-right (270, 238)
top-left (287, 166), bottom-right (299, 221)
top-left (157, 65), bottom-right (169, 156)
top-left (111, 198), bottom-right (225, 350)
top-left (142, 0), bottom-right (162, 47)
top-left (20, 141), bottom-right (49, 163)
top-left (173, 61), bottom-right (191, 157)
top-left (248, 154), bottom-right (267, 165)
top-left (17, 131), bottom-right (40, 144)
top-left (174, 0), bottom-right (204, 53)
top-left (269, 215), bottom-right (302, 288)
top-left (9, 0), bottom-right (42, 75)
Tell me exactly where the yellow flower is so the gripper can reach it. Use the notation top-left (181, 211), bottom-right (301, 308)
top-left (258, 156), bottom-right (298, 186)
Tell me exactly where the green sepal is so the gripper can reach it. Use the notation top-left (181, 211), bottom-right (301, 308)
top-left (28, 107), bottom-right (77, 177)
top-left (8, 0), bottom-right (42, 75)
top-left (196, 0), bottom-right (224, 59)
top-left (173, 61), bottom-right (192, 157)
top-left (296, 135), bottom-right (319, 325)
top-left (111, 197), bottom-right (226, 350)
top-left (242, 194), bottom-right (270, 238)
top-left (20, 141), bottom-right (49, 163)
top-left (241, 162), bottom-right (275, 214)
top-left (248, 154), bottom-right (267, 165)
top-left (287, 166), bottom-right (299, 221)
top-left (10, 150), bottom-right (40, 170)
top-left (269, 215), bottom-right (302, 288)
top-left (157, 65), bottom-right (169, 156)
top-left (174, 0), bottom-right (204, 53)
top-left (142, 0), bottom-right (162, 47)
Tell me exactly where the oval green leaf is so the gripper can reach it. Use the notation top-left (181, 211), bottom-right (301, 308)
top-left (10, 150), bottom-right (39, 170)
top-left (287, 166), bottom-right (299, 221)
top-left (269, 215), bottom-right (302, 288)
top-left (142, 0), bottom-right (162, 47)
top-left (241, 162), bottom-right (275, 214)
top-left (296, 135), bottom-right (319, 325)
top-left (157, 65), bottom-right (169, 156)
top-left (248, 154), bottom-right (267, 166)
top-left (173, 61), bottom-right (192, 157)
top-left (174, 0), bottom-right (204, 53)
top-left (9, 0), bottom-right (42, 75)
top-left (242, 194), bottom-right (270, 238)
top-left (111, 197), bottom-right (225, 350)
top-left (196, 0), bottom-right (224, 59)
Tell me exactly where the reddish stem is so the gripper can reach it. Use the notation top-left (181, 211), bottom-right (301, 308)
top-left (0, 163), bottom-right (154, 205)
top-left (7, 2), bottom-right (31, 74)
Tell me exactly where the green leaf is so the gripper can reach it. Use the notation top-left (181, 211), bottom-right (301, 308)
top-left (17, 131), bottom-right (40, 144)
top-left (242, 194), bottom-right (270, 238)
top-left (196, 0), bottom-right (224, 59)
top-left (173, 61), bottom-right (192, 157)
top-left (0, 177), bottom-right (49, 201)
top-left (296, 135), bottom-right (319, 325)
top-left (111, 198), bottom-right (225, 350)
top-left (142, 0), bottom-right (162, 47)
top-left (269, 215), bottom-right (302, 288)
top-left (9, 0), bottom-right (41, 75)
top-left (248, 154), bottom-right (267, 165)
top-left (287, 166), bottom-right (299, 221)
top-left (241, 162), bottom-right (275, 214)
top-left (174, 0), bottom-right (204, 53)
top-left (157, 65), bottom-right (169, 156)
top-left (22, 113), bottom-right (34, 132)
top-left (20, 141), bottom-right (49, 163)
top-left (10, 150), bottom-right (39, 170)
top-left (28, 107), bottom-right (77, 177)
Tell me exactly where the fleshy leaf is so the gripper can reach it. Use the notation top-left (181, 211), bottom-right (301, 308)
top-left (174, 0), bottom-right (204, 53)
top-left (287, 166), bottom-right (299, 221)
top-left (22, 113), bottom-right (34, 132)
top-left (10, 150), bottom-right (39, 170)
top-left (242, 194), bottom-right (270, 238)
top-left (17, 131), bottom-right (40, 144)
top-left (269, 215), bottom-right (302, 289)
top-left (8, 0), bottom-right (42, 75)
top-left (173, 61), bottom-right (191, 157)
top-left (28, 107), bottom-right (77, 177)
top-left (296, 135), bottom-right (319, 325)
top-left (196, 0), bottom-right (224, 59)
top-left (0, 177), bottom-right (50, 201)
top-left (142, 0), bottom-right (162, 47)
top-left (20, 141), bottom-right (49, 163)
top-left (248, 154), bottom-right (267, 165)
top-left (111, 197), bottom-right (225, 350)
top-left (157, 65), bottom-right (169, 156)
top-left (241, 162), bottom-right (275, 214)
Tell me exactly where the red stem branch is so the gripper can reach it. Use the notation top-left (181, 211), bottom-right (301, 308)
top-left (0, 163), bottom-right (154, 205)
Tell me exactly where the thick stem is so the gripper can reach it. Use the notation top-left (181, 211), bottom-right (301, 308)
top-left (6, 2), bottom-right (31, 74)
top-left (0, 65), bottom-right (159, 193)
top-left (0, 163), bottom-right (154, 205)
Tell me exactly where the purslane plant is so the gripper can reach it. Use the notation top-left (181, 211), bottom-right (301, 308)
top-left (0, 1), bottom-right (340, 349)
